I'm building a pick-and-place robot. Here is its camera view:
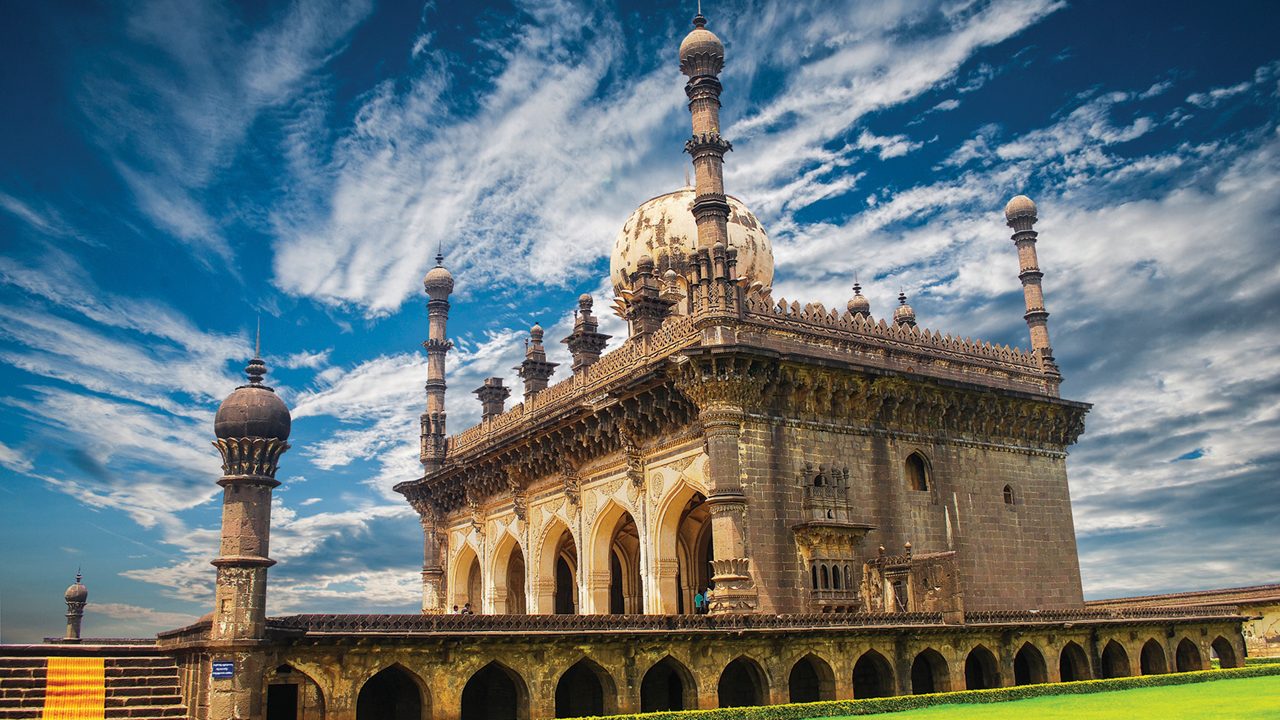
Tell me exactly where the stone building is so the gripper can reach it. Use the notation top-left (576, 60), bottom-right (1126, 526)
top-left (0, 10), bottom-right (1251, 720)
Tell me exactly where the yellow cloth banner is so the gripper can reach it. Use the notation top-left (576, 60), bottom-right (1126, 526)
top-left (41, 657), bottom-right (105, 720)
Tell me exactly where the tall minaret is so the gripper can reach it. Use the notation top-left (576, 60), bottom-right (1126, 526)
top-left (421, 253), bottom-right (454, 473)
top-left (680, 10), bottom-right (732, 251)
top-left (63, 571), bottom-right (87, 642)
top-left (210, 341), bottom-right (291, 719)
top-left (1005, 195), bottom-right (1061, 389)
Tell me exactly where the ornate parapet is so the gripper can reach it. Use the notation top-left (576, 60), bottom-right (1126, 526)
top-left (212, 437), bottom-right (289, 481)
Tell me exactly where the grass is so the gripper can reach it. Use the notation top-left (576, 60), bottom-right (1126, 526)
top-left (816, 674), bottom-right (1280, 720)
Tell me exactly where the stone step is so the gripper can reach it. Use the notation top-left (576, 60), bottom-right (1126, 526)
top-left (104, 705), bottom-right (188, 718)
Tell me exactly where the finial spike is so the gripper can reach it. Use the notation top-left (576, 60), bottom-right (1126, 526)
top-left (254, 316), bottom-right (261, 358)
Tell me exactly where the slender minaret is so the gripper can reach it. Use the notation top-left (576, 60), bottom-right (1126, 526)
top-left (1005, 196), bottom-right (1061, 384)
top-left (421, 253), bottom-right (454, 472)
top-left (209, 339), bottom-right (291, 719)
top-left (680, 10), bottom-right (732, 251)
top-left (63, 570), bottom-right (87, 642)
top-left (517, 324), bottom-right (557, 402)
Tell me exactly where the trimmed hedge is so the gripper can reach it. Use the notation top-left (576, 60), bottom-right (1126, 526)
top-left (584, 664), bottom-right (1280, 720)
top-left (1245, 656), bottom-right (1280, 665)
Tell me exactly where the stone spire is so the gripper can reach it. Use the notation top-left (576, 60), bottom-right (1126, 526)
top-left (847, 280), bottom-right (871, 320)
top-left (63, 570), bottom-right (87, 642)
top-left (473, 377), bottom-right (510, 421)
top-left (680, 10), bottom-right (732, 252)
top-left (209, 342), bottom-right (291, 719)
top-left (562, 294), bottom-right (611, 372)
top-left (1005, 195), bottom-right (1061, 386)
top-left (893, 291), bottom-right (917, 328)
top-left (421, 252), bottom-right (454, 473)
top-left (517, 323), bottom-right (558, 402)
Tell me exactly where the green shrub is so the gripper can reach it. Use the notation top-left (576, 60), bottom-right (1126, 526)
top-left (1245, 656), bottom-right (1280, 666)
top-left (583, 665), bottom-right (1280, 720)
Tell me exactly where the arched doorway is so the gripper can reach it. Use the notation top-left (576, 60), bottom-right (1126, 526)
top-left (654, 483), bottom-right (714, 614)
top-left (1175, 638), bottom-right (1202, 672)
top-left (640, 657), bottom-right (694, 712)
top-left (536, 521), bottom-right (578, 615)
top-left (461, 662), bottom-right (528, 720)
top-left (356, 666), bottom-right (423, 720)
top-left (852, 650), bottom-right (894, 698)
top-left (1101, 640), bottom-right (1130, 678)
top-left (1059, 642), bottom-right (1090, 682)
top-left (1013, 643), bottom-right (1047, 685)
top-left (1211, 636), bottom-right (1240, 668)
top-left (491, 533), bottom-right (526, 615)
top-left (718, 657), bottom-right (767, 708)
top-left (910, 649), bottom-right (949, 694)
top-left (964, 646), bottom-right (999, 690)
top-left (788, 654), bottom-right (835, 703)
top-left (554, 659), bottom-right (615, 718)
top-left (1140, 639), bottom-right (1168, 675)
top-left (266, 664), bottom-right (325, 720)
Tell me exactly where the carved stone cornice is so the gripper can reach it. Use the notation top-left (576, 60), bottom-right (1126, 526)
top-left (672, 349), bottom-right (777, 415)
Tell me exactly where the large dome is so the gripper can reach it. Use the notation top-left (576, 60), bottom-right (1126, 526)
top-left (611, 188), bottom-right (773, 299)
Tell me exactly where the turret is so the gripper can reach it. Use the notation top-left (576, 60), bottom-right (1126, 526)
top-left (63, 571), bottom-right (87, 642)
top-left (474, 377), bottom-right (511, 421)
top-left (517, 323), bottom-right (558, 402)
top-left (893, 292), bottom-right (917, 328)
top-left (1005, 195), bottom-right (1061, 388)
top-left (847, 281), bottom-right (871, 320)
top-left (421, 252), bottom-right (454, 472)
top-left (562, 294), bottom-right (611, 372)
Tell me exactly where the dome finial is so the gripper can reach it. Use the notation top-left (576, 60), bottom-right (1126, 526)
top-left (894, 290), bottom-right (917, 327)
top-left (693, 0), bottom-right (706, 27)
top-left (245, 319), bottom-right (267, 387)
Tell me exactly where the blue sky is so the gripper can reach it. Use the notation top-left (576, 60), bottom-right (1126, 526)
top-left (1, 0), bottom-right (1278, 643)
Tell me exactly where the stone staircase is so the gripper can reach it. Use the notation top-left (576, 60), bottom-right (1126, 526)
top-left (0, 647), bottom-right (187, 719)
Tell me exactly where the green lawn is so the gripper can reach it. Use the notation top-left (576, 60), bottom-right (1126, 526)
top-left (819, 675), bottom-right (1280, 719)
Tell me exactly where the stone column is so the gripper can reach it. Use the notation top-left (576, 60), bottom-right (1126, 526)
top-left (419, 508), bottom-right (447, 614)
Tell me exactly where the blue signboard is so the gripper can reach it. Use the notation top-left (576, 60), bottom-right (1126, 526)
top-left (212, 661), bottom-right (235, 679)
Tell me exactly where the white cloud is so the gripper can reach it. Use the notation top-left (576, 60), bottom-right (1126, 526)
top-left (0, 441), bottom-right (33, 474)
top-left (855, 130), bottom-right (924, 160)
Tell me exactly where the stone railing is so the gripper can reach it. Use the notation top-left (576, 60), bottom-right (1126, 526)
top-left (963, 606), bottom-right (1243, 624)
top-left (266, 611), bottom-right (944, 635)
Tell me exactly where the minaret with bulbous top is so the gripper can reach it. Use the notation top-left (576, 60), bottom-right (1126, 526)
top-left (1005, 195), bottom-right (1061, 391)
top-left (63, 571), bottom-right (88, 642)
top-left (421, 253), bottom-right (454, 473)
top-left (209, 343), bottom-right (291, 719)
top-left (681, 11), bottom-right (732, 251)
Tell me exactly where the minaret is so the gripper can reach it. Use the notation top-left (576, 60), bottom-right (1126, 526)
top-left (561, 294), bottom-right (611, 372)
top-left (517, 323), bottom-right (557, 402)
top-left (1005, 195), bottom-right (1061, 386)
top-left (421, 252), bottom-right (454, 473)
top-left (680, 10), bottom-right (732, 251)
top-left (63, 571), bottom-right (87, 642)
top-left (210, 340), bottom-right (291, 720)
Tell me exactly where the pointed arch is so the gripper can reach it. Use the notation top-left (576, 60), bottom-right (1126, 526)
top-left (964, 645), bottom-right (1000, 690)
top-left (640, 656), bottom-right (697, 712)
top-left (490, 531), bottom-right (527, 615)
top-left (266, 663), bottom-right (326, 720)
top-left (910, 648), bottom-right (950, 694)
top-left (717, 655), bottom-right (768, 709)
top-left (1013, 643), bottom-right (1047, 685)
top-left (1175, 638), bottom-right (1203, 672)
top-left (536, 516), bottom-right (578, 614)
top-left (654, 477), bottom-right (712, 614)
top-left (461, 661), bottom-right (530, 720)
top-left (356, 663), bottom-right (428, 720)
top-left (1059, 642), bottom-right (1091, 682)
top-left (1140, 639), bottom-right (1168, 675)
top-left (1101, 639), bottom-right (1130, 678)
top-left (852, 649), bottom-right (895, 698)
top-left (554, 657), bottom-right (617, 718)
top-left (1211, 636), bottom-right (1241, 669)
top-left (588, 500), bottom-right (643, 613)
top-left (905, 452), bottom-right (931, 492)
top-left (788, 653), bottom-right (835, 703)
top-left (451, 541), bottom-right (482, 612)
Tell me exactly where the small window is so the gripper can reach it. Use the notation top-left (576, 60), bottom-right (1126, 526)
top-left (811, 565), bottom-right (819, 589)
top-left (814, 471), bottom-right (826, 487)
top-left (1003, 484), bottom-right (1015, 506)
top-left (821, 565), bottom-right (830, 590)
top-left (906, 453), bottom-right (929, 491)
